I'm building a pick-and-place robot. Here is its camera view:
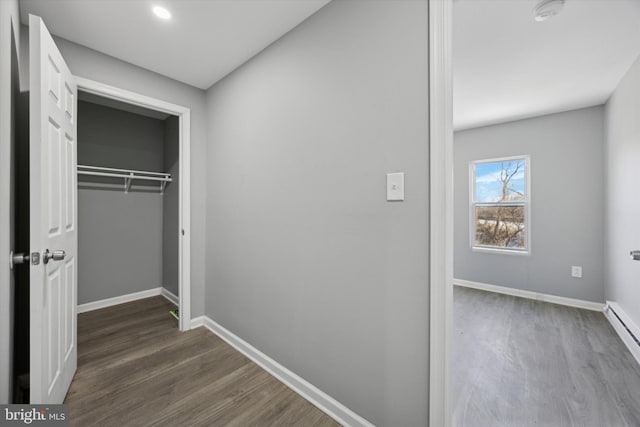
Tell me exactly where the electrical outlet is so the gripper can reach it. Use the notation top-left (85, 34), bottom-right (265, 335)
top-left (571, 266), bottom-right (582, 278)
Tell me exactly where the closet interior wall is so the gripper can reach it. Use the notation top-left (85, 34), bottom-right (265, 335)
top-left (77, 99), bottom-right (179, 305)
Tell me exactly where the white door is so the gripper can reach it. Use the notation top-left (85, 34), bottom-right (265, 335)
top-left (29, 14), bottom-right (77, 403)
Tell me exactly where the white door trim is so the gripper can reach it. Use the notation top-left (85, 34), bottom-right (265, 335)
top-left (428, 0), bottom-right (453, 426)
top-left (74, 77), bottom-right (192, 331)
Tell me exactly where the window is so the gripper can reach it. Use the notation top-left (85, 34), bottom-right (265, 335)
top-left (470, 156), bottom-right (530, 254)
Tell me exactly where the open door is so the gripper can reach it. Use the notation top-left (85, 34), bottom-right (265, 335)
top-left (29, 14), bottom-right (77, 403)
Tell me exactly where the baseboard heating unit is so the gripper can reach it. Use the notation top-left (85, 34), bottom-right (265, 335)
top-left (604, 302), bottom-right (640, 366)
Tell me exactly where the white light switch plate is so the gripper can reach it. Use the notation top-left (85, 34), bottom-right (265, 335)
top-left (387, 172), bottom-right (404, 201)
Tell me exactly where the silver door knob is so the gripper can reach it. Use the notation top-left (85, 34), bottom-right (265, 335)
top-left (631, 250), bottom-right (640, 261)
top-left (43, 249), bottom-right (66, 264)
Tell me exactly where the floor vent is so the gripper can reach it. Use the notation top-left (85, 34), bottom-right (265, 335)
top-left (607, 305), bottom-right (640, 349)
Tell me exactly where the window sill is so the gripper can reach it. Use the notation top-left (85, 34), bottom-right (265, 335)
top-left (471, 246), bottom-right (530, 256)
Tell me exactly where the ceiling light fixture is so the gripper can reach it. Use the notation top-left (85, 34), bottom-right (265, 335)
top-left (533, 0), bottom-right (565, 22)
top-left (152, 6), bottom-right (172, 20)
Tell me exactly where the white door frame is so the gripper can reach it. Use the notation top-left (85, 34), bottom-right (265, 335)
top-left (428, 0), bottom-right (453, 426)
top-left (74, 77), bottom-right (192, 332)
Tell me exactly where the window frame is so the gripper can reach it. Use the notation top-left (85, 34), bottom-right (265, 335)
top-left (469, 155), bottom-right (531, 255)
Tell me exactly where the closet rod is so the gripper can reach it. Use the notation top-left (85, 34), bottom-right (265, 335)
top-left (77, 171), bottom-right (171, 182)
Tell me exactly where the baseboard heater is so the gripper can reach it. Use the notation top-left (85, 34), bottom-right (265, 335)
top-left (606, 304), bottom-right (640, 349)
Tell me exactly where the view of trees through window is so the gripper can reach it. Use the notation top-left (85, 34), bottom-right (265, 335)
top-left (472, 158), bottom-right (527, 250)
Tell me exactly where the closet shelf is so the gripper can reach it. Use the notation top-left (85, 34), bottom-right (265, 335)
top-left (77, 165), bottom-right (172, 194)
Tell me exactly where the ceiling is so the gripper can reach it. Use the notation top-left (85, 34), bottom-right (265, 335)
top-left (20, 0), bottom-right (331, 90)
top-left (454, 0), bottom-right (640, 130)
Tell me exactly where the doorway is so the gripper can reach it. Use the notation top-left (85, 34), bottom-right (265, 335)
top-left (75, 78), bottom-right (192, 333)
top-left (75, 92), bottom-right (180, 316)
top-left (11, 74), bottom-right (192, 403)
top-left (439, 0), bottom-right (640, 425)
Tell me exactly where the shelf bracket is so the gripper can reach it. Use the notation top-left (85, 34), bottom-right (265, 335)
top-left (124, 173), bottom-right (133, 194)
top-left (160, 181), bottom-right (167, 195)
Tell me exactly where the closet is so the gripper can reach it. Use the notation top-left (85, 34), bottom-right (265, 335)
top-left (76, 92), bottom-right (180, 315)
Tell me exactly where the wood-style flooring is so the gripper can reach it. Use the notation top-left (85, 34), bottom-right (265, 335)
top-left (453, 286), bottom-right (640, 427)
top-left (65, 296), bottom-right (340, 427)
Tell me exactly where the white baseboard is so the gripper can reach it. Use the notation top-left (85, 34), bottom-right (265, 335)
top-left (161, 287), bottom-right (179, 306)
top-left (604, 301), bottom-right (640, 366)
top-left (190, 315), bottom-right (205, 329)
top-left (453, 278), bottom-right (605, 312)
top-left (77, 287), bottom-right (163, 313)
top-left (195, 316), bottom-right (373, 427)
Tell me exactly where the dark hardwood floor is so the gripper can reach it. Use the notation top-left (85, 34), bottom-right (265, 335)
top-left (453, 286), bottom-right (640, 427)
top-left (65, 296), bottom-right (340, 427)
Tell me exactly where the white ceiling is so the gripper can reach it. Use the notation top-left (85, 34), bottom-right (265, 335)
top-left (454, 0), bottom-right (640, 130)
top-left (20, 0), bottom-right (331, 90)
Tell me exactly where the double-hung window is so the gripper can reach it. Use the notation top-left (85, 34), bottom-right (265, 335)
top-left (470, 156), bottom-right (530, 254)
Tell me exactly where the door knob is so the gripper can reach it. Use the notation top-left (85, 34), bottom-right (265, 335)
top-left (43, 249), bottom-right (66, 264)
top-left (631, 250), bottom-right (640, 261)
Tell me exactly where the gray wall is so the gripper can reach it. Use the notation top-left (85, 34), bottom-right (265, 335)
top-left (48, 34), bottom-right (207, 316)
top-left (163, 116), bottom-right (179, 297)
top-left (0, 0), bottom-right (21, 403)
top-left (454, 106), bottom-right (605, 303)
top-left (205, 1), bottom-right (429, 425)
top-left (605, 54), bottom-right (640, 327)
top-left (77, 101), bottom-right (164, 304)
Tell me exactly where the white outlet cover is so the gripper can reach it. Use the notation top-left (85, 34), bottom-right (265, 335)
top-left (387, 172), bottom-right (405, 201)
top-left (571, 266), bottom-right (582, 278)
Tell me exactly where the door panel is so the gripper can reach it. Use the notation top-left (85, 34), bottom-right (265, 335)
top-left (65, 134), bottom-right (74, 232)
top-left (47, 120), bottom-right (61, 236)
top-left (29, 14), bottom-right (77, 404)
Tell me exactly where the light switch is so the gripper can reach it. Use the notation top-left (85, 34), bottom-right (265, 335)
top-left (387, 172), bottom-right (404, 201)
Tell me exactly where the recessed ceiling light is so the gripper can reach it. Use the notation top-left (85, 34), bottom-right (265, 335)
top-left (152, 6), bottom-right (172, 20)
top-left (533, 0), bottom-right (565, 22)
